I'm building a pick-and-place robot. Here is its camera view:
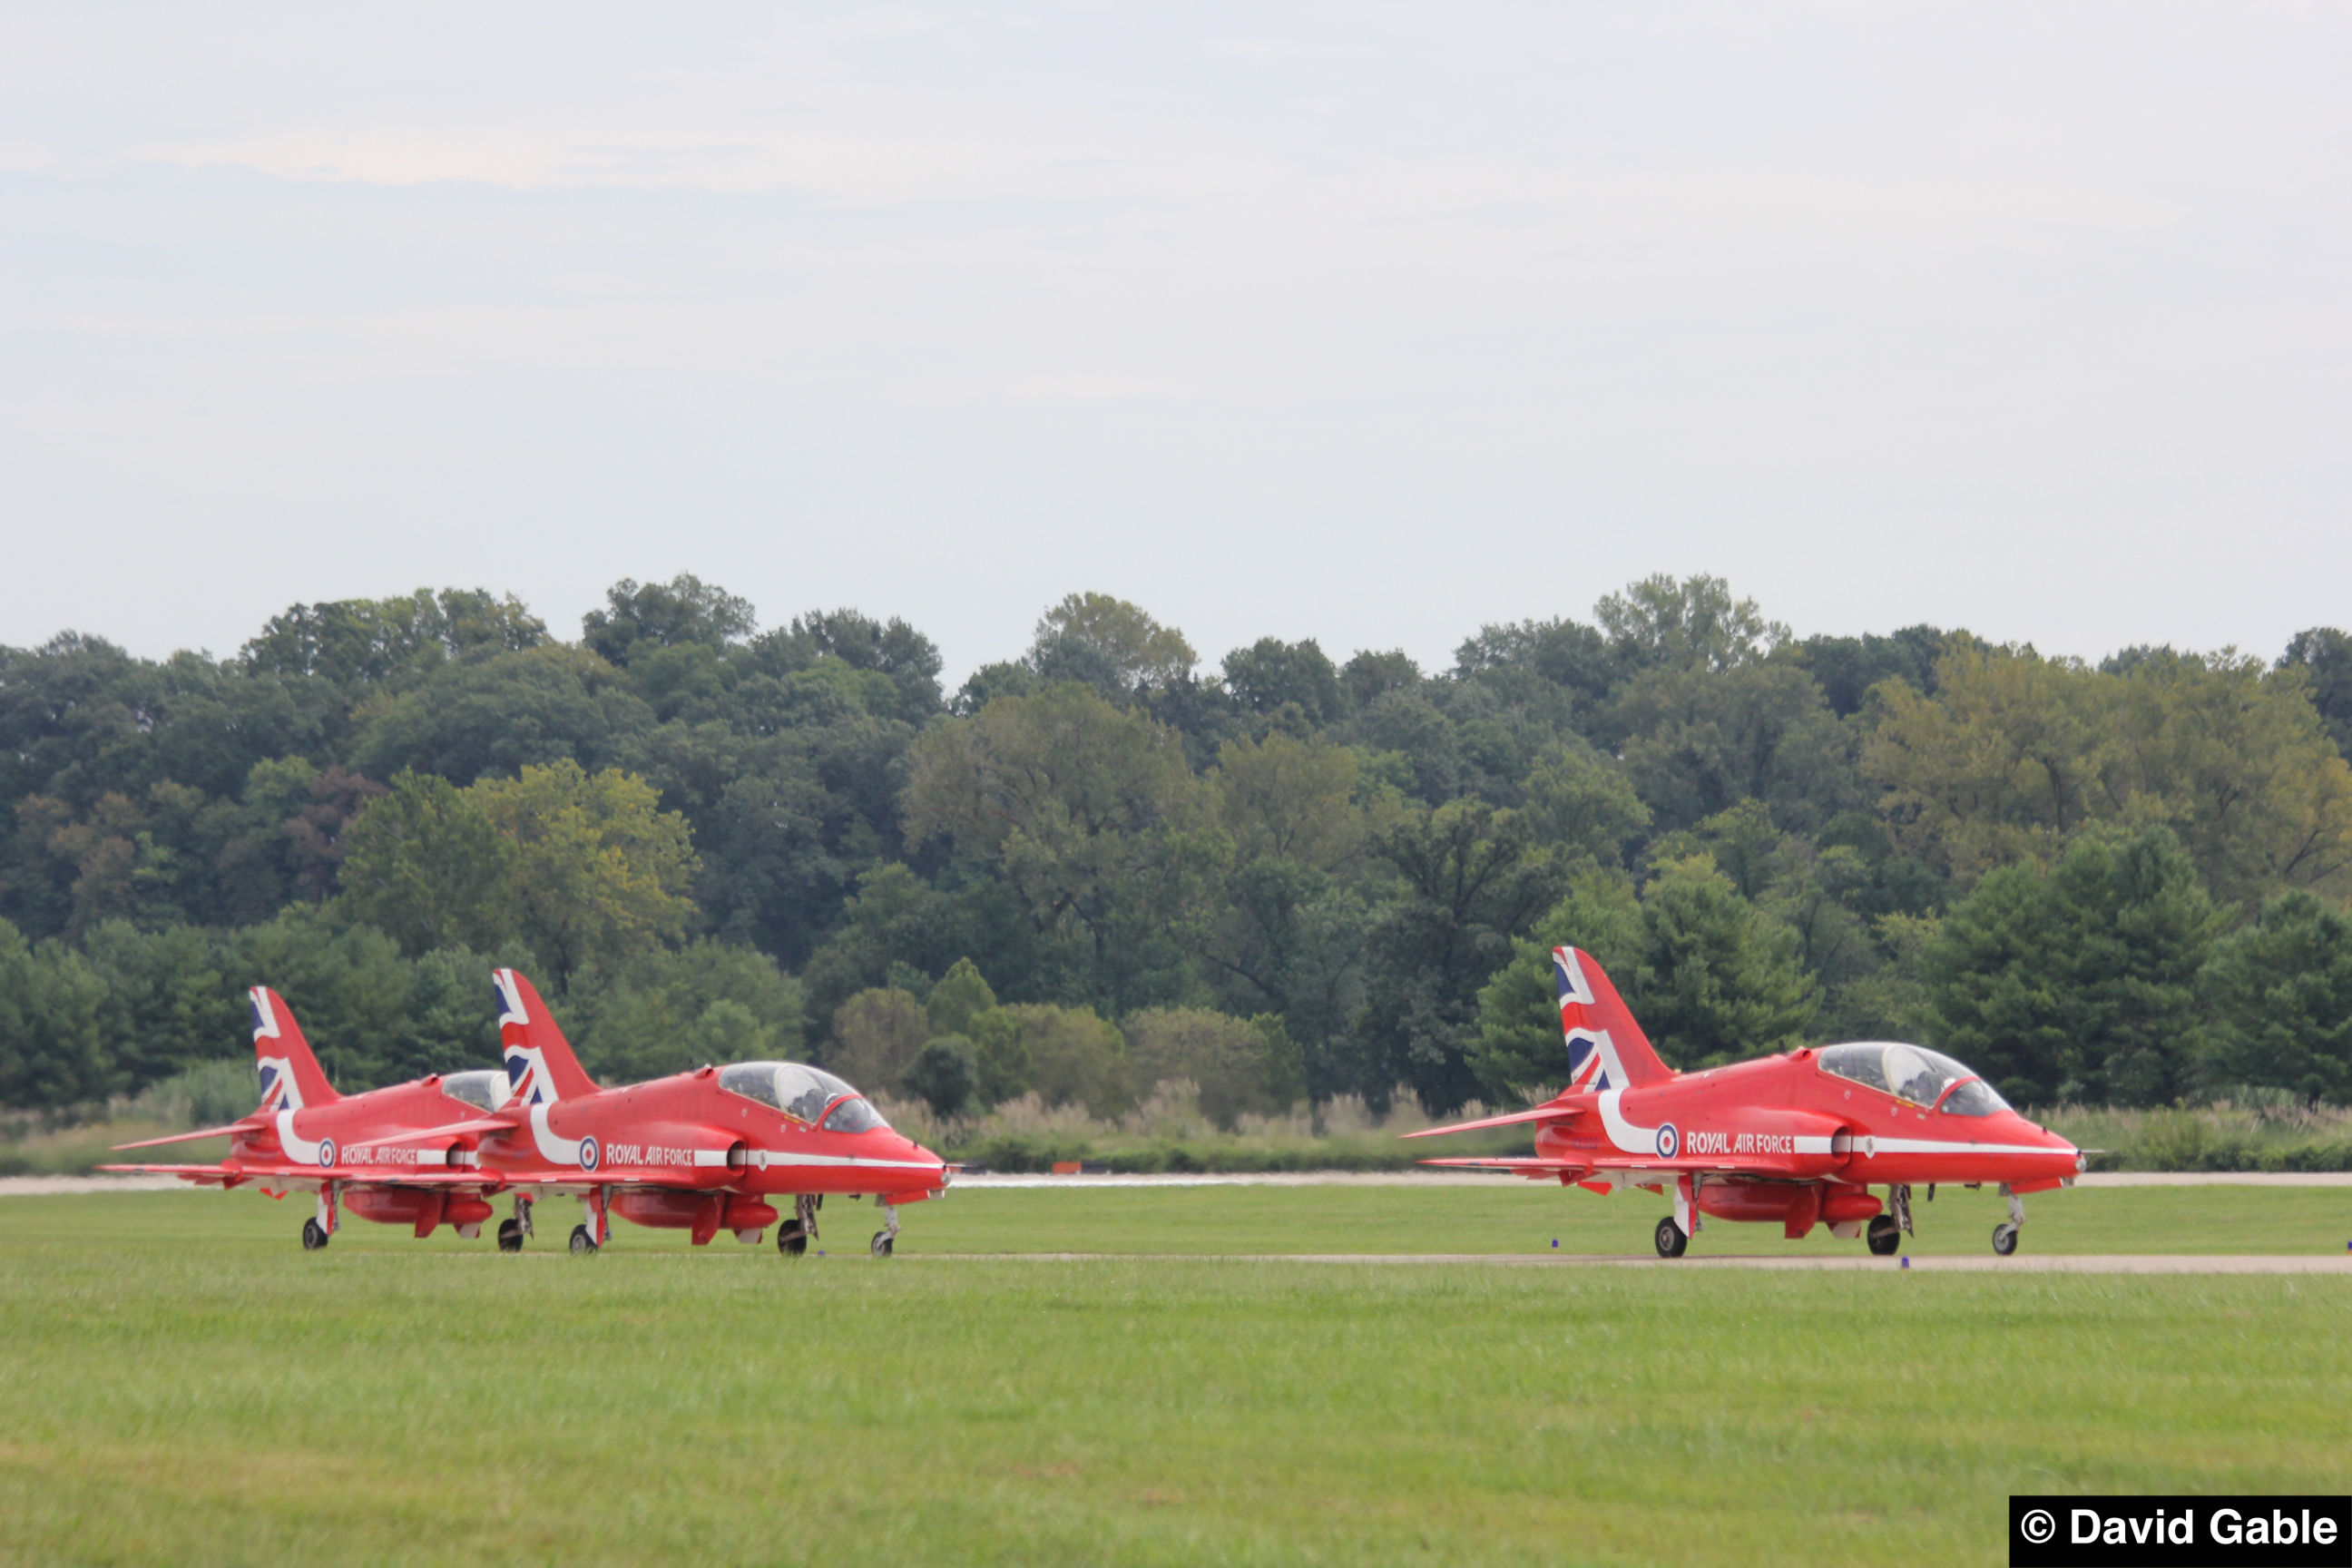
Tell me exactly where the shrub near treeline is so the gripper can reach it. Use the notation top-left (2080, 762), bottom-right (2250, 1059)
top-left (4, 577), bottom-right (2352, 1125)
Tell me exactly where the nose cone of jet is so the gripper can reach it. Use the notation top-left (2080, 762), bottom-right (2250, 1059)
top-left (892, 1129), bottom-right (949, 1187)
top-left (1994, 1109), bottom-right (2087, 1179)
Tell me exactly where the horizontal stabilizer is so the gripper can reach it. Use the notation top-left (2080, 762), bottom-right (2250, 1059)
top-left (110, 1122), bottom-right (252, 1151)
top-left (1402, 1102), bottom-right (1583, 1140)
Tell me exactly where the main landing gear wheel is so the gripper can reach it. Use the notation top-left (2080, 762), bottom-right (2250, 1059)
top-left (1992, 1222), bottom-right (2019, 1257)
top-left (870, 1231), bottom-right (895, 1258)
top-left (568, 1224), bottom-right (598, 1255)
top-left (496, 1218), bottom-right (525, 1253)
top-left (301, 1218), bottom-right (329, 1251)
top-left (1653, 1217), bottom-right (1688, 1259)
top-left (777, 1221), bottom-right (808, 1258)
top-left (1866, 1215), bottom-right (1903, 1256)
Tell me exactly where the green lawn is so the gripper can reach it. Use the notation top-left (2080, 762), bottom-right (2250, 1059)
top-left (1, 1191), bottom-right (2347, 1567)
top-left (903, 1179), bottom-right (2352, 1258)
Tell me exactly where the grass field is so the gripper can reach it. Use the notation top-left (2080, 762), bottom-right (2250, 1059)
top-left (3, 1189), bottom-right (2349, 1568)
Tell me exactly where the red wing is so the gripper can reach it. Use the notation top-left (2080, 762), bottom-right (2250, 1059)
top-left (1418, 1156), bottom-right (1594, 1181)
top-left (108, 1123), bottom-right (253, 1151)
top-left (99, 1161), bottom-right (505, 1188)
top-left (1402, 1103), bottom-right (1585, 1140)
top-left (359, 1115), bottom-right (521, 1147)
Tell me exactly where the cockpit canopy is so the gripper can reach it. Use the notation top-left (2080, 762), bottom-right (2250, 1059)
top-left (1816, 1043), bottom-right (2011, 1116)
top-left (440, 1070), bottom-right (507, 1112)
top-left (718, 1061), bottom-right (890, 1132)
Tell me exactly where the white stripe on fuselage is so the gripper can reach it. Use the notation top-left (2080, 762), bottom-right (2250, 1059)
top-left (528, 1102), bottom-right (587, 1165)
top-left (1596, 1091), bottom-right (1657, 1154)
top-left (1862, 1137), bottom-right (2072, 1159)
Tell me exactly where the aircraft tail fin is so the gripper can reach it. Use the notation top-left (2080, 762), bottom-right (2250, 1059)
top-left (250, 986), bottom-right (338, 1110)
top-left (1554, 947), bottom-right (1673, 1092)
top-left (493, 969), bottom-right (599, 1105)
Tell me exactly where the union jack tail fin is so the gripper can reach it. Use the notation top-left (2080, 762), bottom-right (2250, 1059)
top-left (492, 969), bottom-right (599, 1106)
top-left (1554, 947), bottom-right (1672, 1093)
top-left (250, 986), bottom-right (339, 1111)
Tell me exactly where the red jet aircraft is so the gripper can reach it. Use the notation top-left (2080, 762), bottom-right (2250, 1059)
top-left (101, 988), bottom-right (512, 1249)
top-left (380, 969), bottom-right (949, 1258)
top-left (1409, 947), bottom-right (2085, 1257)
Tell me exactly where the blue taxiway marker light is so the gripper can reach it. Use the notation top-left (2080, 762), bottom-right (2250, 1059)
top-left (1900, 1256), bottom-right (1911, 1270)
top-left (1551, 1239), bottom-right (1559, 1249)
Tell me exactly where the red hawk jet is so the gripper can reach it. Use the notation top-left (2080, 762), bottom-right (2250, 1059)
top-left (377, 970), bottom-right (948, 1258)
top-left (101, 988), bottom-right (510, 1249)
top-left (1409, 947), bottom-right (2085, 1257)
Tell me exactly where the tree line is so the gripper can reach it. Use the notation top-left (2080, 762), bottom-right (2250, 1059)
top-left (4, 573), bottom-right (2350, 1119)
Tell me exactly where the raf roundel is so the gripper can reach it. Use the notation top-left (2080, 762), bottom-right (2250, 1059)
top-left (577, 1135), bottom-right (601, 1172)
top-left (317, 1138), bottom-right (338, 1169)
top-left (1655, 1122), bottom-right (1679, 1160)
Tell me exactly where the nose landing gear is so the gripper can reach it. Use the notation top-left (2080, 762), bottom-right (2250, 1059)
top-left (871, 1201), bottom-right (901, 1259)
top-left (1992, 1189), bottom-right (2025, 1256)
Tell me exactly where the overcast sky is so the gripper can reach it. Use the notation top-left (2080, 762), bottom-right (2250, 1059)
top-left (3, 4), bottom-right (2346, 681)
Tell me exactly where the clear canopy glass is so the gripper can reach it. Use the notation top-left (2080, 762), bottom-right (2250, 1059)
top-left (1816, 1043), bottom-right (2008, 1114)
top-left (719, 1062), bottom-right (883, 1127)
top-left (440, 1070), bottom-right (505, 1112)
top-left (819, 1095), bottom-right (887, 1134)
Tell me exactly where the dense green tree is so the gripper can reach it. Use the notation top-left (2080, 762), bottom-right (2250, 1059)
top-left (352, 644), bottom-right (653, 784)
top-left (902, 1034), bottom-right (980, 1117)
top-left (2280, 628), bottom-right (2352, 762)
top-left (826, 986), bottom-right (930, 1093)
top-left (242, 588), bottom-right (548, 691)
top-left (1469, 873), bottom-right (1644, 1102)
top-left (1026, 593), bottom-right (1196, 706)
top-left (1794, 626), bottom-right (1948, 718)
top-left (1922, 826), bottom-right (2226, 1105)
top-left (2200, 891), bottom-right (2352, 1105)
top-left (1631, 857), bottom-right (1817, 1067)
top-left (1868, 642), bottom-right (2352, 906)
top-left (1125, 1006), bottom-right (1303, 1126)
top-left (581, 574), bottom-right (756, 667)
top-left (1002, 1003), bottom-right (1131, 1116)
top-left (904, 683), bottom-right (1220, 1009)
top-left (1354, 801), bottom-right (1565, 1112)
top-left (926, 958), bottom-right (998, 1036)
top-left (1613, 662), bottom-right (1856, 834)
top-left (1598, 573), bottom-right (1788, 676)
top-left (0, 920), bottom-right (113, 1106)
top-left (1468, 855), bottom-right (1814, 1099)
top-left (560, 938), bottom-right (805, 1084)
top-left (1222, 638), bottom-right (1347, 727)
top-left (338, 771), bottom-right (519, 956)
top-left (472, 761), bottom-right (699, 988)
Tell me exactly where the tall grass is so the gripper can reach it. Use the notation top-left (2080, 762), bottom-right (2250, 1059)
top-left (2043, 1098), bottom-right (2352, 1171)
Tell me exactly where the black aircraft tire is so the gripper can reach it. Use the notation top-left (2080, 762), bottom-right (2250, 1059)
top-left (871, 1231), bottom-right (894, 1259)
top-left (496, 1218), bottom-right (524, 1253)
top-left (1866, 1215), bottom-right (1903, 1256)
top-left (301, 1218), bottom-right (328, 1251)
top-left (1992, 1222), bottom-right (2019, 1257)
top-left (1653, 1217), bottom-right (1688, 1259)
top-left (778, 1221), bottom-right (808, 1257)
top-left (569, 1225), bottom-right (598, 1255)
